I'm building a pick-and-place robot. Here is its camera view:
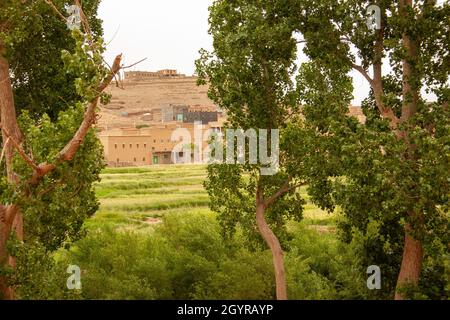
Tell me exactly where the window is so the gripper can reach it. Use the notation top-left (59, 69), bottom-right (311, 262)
top-left (164, 154), bottom-right (169, 159)
top-left (122, 144), bottom-right (125, 149)
top-left (143, 157), bottom-right (146, 162)
top-left (153, 139), bottom-right (156, 143)
top-left (134, 157), bottom-right (137, 162)
top-left (114, 144), bottom-right (117, 149)
top-left (130, 144), bottom-right (132, 148)
top-left (152, 147), bottom-right (155, 151)
top-left (160, 139), bottom-right (164, 143)
top-left (178, 152), bottom-right (184, 157)
top-left (116, 158), bottom-right (119, 163)
top-left (137, 144), bottom-right (139, 148)
top-left (144, 144), bottom-right (147, 148)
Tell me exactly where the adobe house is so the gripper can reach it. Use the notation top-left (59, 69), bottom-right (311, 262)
top-left (98, 122), bottom-right (221, 167)
top-left (98, 106), bottom-right (364, 167)
top-left (183, 105), bottom-right (219, 124)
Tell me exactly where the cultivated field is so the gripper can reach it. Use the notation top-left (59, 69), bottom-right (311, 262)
top-left (90, 164), bottom-right (335, 232)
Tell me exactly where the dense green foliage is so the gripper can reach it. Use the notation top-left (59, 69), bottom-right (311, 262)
top-left (290, 0), bottom-right (450, 298)
top-left (196, 0), bottom-right (313, 254)
top-left (9, 160), bottom-right (446, 300)
top-left (1, 0), bottom-right (447, 300)
top-left (15, 107), bottom-right (104, 250)
top-left (0, 1), bottom-right (109, 294)
top-left (1, 0), bottom-right (103, 120)
top-left (14, 211), bottom-right (374, 300)
top-left (197, 0), bottom-right (449, 299)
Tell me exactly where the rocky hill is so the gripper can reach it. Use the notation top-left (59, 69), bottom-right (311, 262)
top-left (98, 76), bottom-right (215, 130)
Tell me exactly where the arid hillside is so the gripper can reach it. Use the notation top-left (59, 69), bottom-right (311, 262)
top-left (98, 76), bottom-right (215, 130)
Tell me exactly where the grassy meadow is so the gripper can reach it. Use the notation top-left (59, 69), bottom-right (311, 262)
top-left (91, 164), bottom-right (335, 233)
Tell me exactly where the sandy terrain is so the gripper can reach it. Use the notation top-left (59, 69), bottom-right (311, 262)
top-left (98, 77), bottom-right (215, 130)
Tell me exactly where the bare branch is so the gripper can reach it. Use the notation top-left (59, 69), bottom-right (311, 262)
top-left (122, 58), bottom-right (148, 70)
top-left (339, 36), bottom-right (352, 43)
top-left (0, 125), bottom-right (39, 171)
top-left (351, 63), bottom-right (374, 86)
top-left (105, 24), bottom-right (121, 46)
top-left (0, 138), bottom-right (9, 164)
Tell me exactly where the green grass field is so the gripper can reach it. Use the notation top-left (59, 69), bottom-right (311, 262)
top-left (90, 165), bottom-right (336, 232)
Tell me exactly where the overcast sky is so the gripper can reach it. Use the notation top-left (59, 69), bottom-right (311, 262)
top-left (98, 0), bottom-right (416, 105)
top-left (98, 0), bottom-right (213, 76)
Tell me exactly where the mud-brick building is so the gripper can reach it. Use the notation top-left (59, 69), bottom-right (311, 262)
top-left (98, 121), bottom-right (225, 167)
top-left (183, 105), bottom-right (219, 124)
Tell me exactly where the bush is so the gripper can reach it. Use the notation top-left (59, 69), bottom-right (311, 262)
top-left (15, 211), bottom-right (393, 300)
top-left (54, 212), bottom-right (277, 300)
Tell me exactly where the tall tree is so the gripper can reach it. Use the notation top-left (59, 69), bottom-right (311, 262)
top-left (291, 0), bottom-right (449, 299)
top-left (197, 0), bottom-right (300, 300)
top-left (0, 0), bottom-right (122, 299)
top-left (196, 0), bottom-right (353, 299)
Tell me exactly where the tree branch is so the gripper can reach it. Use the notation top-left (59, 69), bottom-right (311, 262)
top-left (0, 126), bottom-right (39, 171)
top-left (44, 0), bottom-right (68, 22)
top-left (264, 177), bottom-right (306, 208)
top-left (351, 63), bottom-right (374, 86)
top-left (30, 53), bottom-right (123, 185)
top-left (348, 30), bottom-right (400, 130)
top-left (122, 57), bottom-right (148, 70)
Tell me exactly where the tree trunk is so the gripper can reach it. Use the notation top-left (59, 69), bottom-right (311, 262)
top-left (0, 42), bottom-right (24, 300)
top-left (395, 223), bottom-right (423, 300)
top-left (0, 205), bottom-right (21, 300)
top-left (256, 187), bottom-right (287, 300)
top-left (0, 207), bottom-right (11, 299)
top-left (0, 44), bottom-right (23, 182)
top-left (394, 0), bottom-right (423, 300)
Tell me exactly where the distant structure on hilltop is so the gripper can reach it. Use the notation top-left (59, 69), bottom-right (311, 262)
top-left (124, 69), bottom-right (186, 81)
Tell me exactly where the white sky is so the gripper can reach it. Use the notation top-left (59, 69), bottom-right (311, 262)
top-left (99, 0), bottom-right (213, 76)
top-left (99, 0), bottom-right (440, 105)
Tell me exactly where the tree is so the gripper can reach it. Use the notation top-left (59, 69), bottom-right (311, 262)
top-left (291, 0), bottom-right (449, 299)
top-left (0, 0), bottom-right (122, 299)
top-left (196, 0), bottom-right (353, 300)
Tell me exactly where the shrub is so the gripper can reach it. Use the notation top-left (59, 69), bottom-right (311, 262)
top-left (16, 211), bottom-right (396, 300)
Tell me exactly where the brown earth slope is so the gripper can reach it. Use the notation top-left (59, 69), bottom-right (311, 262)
top-left (98, 76), bottom-right (214, 130)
